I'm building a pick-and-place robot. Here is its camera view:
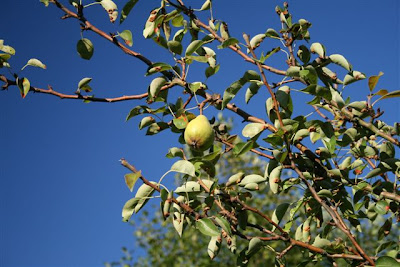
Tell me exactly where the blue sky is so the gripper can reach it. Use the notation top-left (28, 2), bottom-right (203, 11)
top-left (1, 0), bottom-right (399, 266)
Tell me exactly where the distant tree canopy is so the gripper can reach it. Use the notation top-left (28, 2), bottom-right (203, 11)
top-left (2, 1), bottom-right (400, 266)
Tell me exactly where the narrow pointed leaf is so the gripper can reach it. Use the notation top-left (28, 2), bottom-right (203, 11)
top-left (120, 0), bottom-right (139, 24)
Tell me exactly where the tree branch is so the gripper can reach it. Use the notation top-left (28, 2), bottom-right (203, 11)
top-left (0, 74), bottom-right (178, 103)
top-left (50, 0), bottom-right (153, 67)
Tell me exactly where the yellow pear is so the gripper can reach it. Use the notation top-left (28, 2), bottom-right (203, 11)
top-left (184, 115), bottom-right (214, 151)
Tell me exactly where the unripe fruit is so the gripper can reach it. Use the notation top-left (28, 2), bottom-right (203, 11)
top-left (184, 115), bottom-right (214, 151)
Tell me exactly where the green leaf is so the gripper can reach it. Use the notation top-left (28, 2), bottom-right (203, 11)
top-left (25, 58), bottom-right (47, 69)
top-left (185, 40), bottom-right (204, 56)
top-left (40, 0), bottom-right (49, 7)
top-left (242, 123), bottom-right (265, 138)
top-left (149, 77), bottom-right (167, 100)
top-left (196, 218), bottom-right (220, 236)
top-left (77, 38), bottom-right (94, 60)
top-left (78, 77), bottom-right (92, 90)
top-left (0, 44), bottom-right (15, 55)
top-left (238, 174), bottom-right (266, 186)
top-left (243, 70), bottom-right (261, 81)
top-left (146, 122), bottom-right (169, 135)
top-left (122, 197), bottom-right (139, 222)
top-left (265, 28), bottom-right (280, 39)
top-left (205, 64), bottom-right (220, 78)
top-left (175, 181), bottom-right (201, 194)
top-left (17, 77), bottom-right (30, 98)
top-left (207, 235), bottom-right (222, 260)
top-left (286, 66), bottom-right (301, 77)
top-left (124, 171), bottom-right (141, 192)
top-left (269, 166), bottom-right (282, 194)
top-left (365, 167), bottom-right (384, 179)
top-left (218, 37), bottom-right (239, 49)
top-left (259, 47), bottom-right (281, 63)
top-left (329, 54), bottom-right (352, 71)
top-left (247, 34), bottom-right (266, 53)
top-left (376, 256), bottom-right (400, 267)
top-left (199, 0), bottom-right (212, 11)
top-left (310, 42), bottom-right (325, 58)
top-left (215, 216), bottom-right (231, 235)
top-left (171, 14), bottom-right (184, 27)
top-left (375, 200), bottom-right (389, 215)
top-left (368, 71), bottom-right (384, 92)
top-left (146, 62), bottom-right (172, 76)
top-left (226, 172), bottom-right (244, 187)
top-left (121, 182), bottom-right (156, 221)
top-left (139, 116), bottom-right (155, 130)
top-left (166, 147), bottom-right (184, 159)
top-left (245, 81), bottom-right (262, 103)
top-left (189, 82), bottom-right (206, 93)
top-left (233, 141), bottom-right (256, 156)
top-left (100, 0), bottom-right (118, 23)
top-left (172, 117), bottom-right (188, 130)
top-left (343, 71), bottom-right (366, 86)
top-left (133, 182), bottom-right (156, 213)
top-left (246, 238), bottom-right (262, 256)
top-left (171, 160), bottom-right (196, 177)
top-left (297, 45), bottom-right (310, 64)
top-left (119, 30), bottom-right (133, 46)
top-left (293, 129), bottom-right (309, 142)
top-left (271, 203), bottom-right (290, 231)
top-left (167, 40), bottom-right (183, 55)
top-left (373, 90), bottom-right (400, 104)
top-left (120, 0), bottom-right (139, 24)
top-left (312, 235), bottom-right (331, 249)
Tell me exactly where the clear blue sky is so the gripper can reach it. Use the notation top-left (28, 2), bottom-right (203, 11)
top-left (1, 0), bottom-right (399, 266)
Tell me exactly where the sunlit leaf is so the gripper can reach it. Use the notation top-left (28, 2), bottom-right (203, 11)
top-left (25, 58), bottom-right (46, 69)
top-left (100, 0), bottom-right (118, 23)
top-left (170, 160), bottom-right (196, 177)
top-left (119, 30), bottom-right (133, 46)
top-left (242, 123), bottom-right (265, 138)
top-left (124, 171), bottom-right (141, 192)
top-left (368, 71), bottom-right (384, 92)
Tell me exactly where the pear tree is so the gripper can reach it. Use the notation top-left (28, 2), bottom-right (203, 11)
top-left (1, 1), bottom-right (400, 266)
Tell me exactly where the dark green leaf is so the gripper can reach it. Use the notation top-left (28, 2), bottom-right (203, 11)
top-left (218, 37), bottom-right (239, 49)
top-left (120, 0), bottom-right (139, 24)
top-left (77, 38), bottom-right (94, 60)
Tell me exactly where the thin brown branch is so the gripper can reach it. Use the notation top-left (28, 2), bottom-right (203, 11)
top-left (243, 33), bottom-right (285, 130)
top-left (290, 160), bottom-right (375, 265)
top-left (219, 138), bottom-right (274, 160)
top-left (234, 197), bottom-right (288, 236)
top-left (0, 74), bottom-right (177, 103)
top-left (271, 79), bottom-right (296, 89)
top-left (340, 105), bottom-right (400, 148)
top-left (50, 0), bottom-right (153, 67)
top-left (120, 158), bottom-right (198, 217)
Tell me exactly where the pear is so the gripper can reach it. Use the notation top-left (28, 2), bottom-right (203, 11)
top-left (184, 115), bottom-right (214, 151)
